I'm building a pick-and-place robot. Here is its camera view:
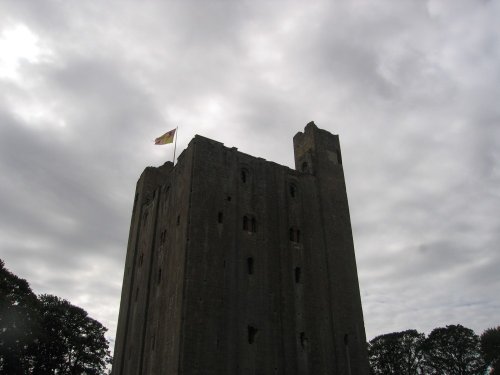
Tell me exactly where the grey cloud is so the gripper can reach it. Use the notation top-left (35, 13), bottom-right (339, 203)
top-left (0, 117), bottom-right (129, 245)
top-left (0, 0), bottom-right (499, 346)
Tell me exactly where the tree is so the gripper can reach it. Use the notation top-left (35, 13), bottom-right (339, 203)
top-left (481, 326), bottom-right (500, 373)
top-left (33, 295), bottom-right (112, 374)
top-left (368, 329), bottom-right (425, 374)
top-left (422, 324), bottom-right (485, 375)
top-left (0, 259), bottom-right (40, 374)
top-left (0, 259), bottom-right (112, 374)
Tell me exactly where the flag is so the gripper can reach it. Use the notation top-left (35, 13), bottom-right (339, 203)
top-left (155, 128), bottom-right (176, 145)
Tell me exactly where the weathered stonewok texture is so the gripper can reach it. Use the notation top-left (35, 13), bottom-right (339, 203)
top-left (113, 122), bottom-right (369, 375)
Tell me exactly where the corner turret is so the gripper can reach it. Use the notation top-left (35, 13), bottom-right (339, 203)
top-left (293, 121), bottom-right (342, 175)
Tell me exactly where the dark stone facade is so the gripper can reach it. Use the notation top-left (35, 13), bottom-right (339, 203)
top-left (112, 122), bottom-right (369, 374)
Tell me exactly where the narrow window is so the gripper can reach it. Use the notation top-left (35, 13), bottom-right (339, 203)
top-left (300, 332), bottom-right (307, 349)
top-left (218, 211), bottom-right (223, 223)
top-left (295, 267), bottom-right (301, 283)
top-left (139, 252), bottom-right (144, 267)
top-left (227, 196), bottom-right (232, 201)
top-left (251, 217), bottom-right (257, 233)
top-left (289, 228), bottom-right (301, 243)
top-left (247, 257), bottom-right (254, 275)
top-left (290, 184), bottom-right (296, 198)
top-left (243, 216), bottom-right (249, 231)
top-left (241, 169), bottom-right (247, 183)
top-left (302, 161), bottom-right (308, 172)
top-left (248, 326), bottom-right (258, 344)
top-left (157, 268), bottom-right (162, 284)
top-left (344, 333), bottom-right (351, 374)
top-left (177, 215), bottom-right (180, 226)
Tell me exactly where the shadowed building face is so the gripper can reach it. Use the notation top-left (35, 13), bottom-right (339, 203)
top-left (112, 122), bottom-right (369, 375)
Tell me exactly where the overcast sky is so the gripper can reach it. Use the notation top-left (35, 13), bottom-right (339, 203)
top-left (1, 0), bottom-right (499, 349)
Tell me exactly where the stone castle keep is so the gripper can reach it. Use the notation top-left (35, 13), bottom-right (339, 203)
top-left (112, 122), bottom-right (369, 374)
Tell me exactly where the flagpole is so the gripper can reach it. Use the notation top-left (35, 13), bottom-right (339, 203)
top-left (172, 126), bottom-right (178, 164)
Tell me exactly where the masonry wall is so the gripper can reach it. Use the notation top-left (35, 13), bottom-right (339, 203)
top-left (113, 146), bottom-right (194, 375)
top-left (141, 146), bottom-right (195, 375)
top-left (112, 122), bottom-right (369, 375)
top-left (113, 164), bottom-right (170, 375)
top-left (179, 137), bottom-right (290, 374)
top-left (294, 123), bottom-right (369, 374)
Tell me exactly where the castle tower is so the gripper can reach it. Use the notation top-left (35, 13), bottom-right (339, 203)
top-left (112, 122), bottom-right (369, 375)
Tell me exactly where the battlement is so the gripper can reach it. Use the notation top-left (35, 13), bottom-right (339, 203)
top-left (293, 121), bottom-right (343, 175)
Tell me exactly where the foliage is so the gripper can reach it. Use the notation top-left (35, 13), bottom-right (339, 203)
top-left (422, 324), bottom-right (485, 375)
top-left (33, 294), bottom-right (112, 374)
top-left (368, 325), bottom-right (498, 375)
top-left (368, 329), bottom-right (425, 374)
top-left (0, 259), bottom-right (40, 374)
top-left (481, 326), bottom-right (500, 372)
top-left (0, 259), bottom-right (112, 374)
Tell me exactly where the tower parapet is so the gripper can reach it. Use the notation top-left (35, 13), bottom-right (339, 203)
top-left (294, 121), bottom-right (343, 174)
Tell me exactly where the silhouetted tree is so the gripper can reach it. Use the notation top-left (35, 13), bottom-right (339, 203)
top-left (481, 326), bottom-right (500, 373)
top-left (422, 324), bottom-right (485, 375)
top-left (33, 294), bottom-right (112, 374)
top-left (0, 259), bottom-right (40, 374)
top-left (0, 259), bottom-right (112, 374)
top-left (368, 329), bottom-right (425, 374)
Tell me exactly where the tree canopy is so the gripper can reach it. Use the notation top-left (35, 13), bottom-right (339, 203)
top-left (0, 259), bottom-right (112, 374)
top-left (422, 324), bottom-right (484, 375)
top-left (368, 329), bottom-right (425, 375)
top-left (368, 324), bottom-right (494, 375)
top-left (481, 326), bottom-right (500, 373)
top-left (0, 259), bottom-right (40, 373)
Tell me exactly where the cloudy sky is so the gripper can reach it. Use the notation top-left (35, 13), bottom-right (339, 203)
top-left (1, 0), bottom-right (499, 349)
